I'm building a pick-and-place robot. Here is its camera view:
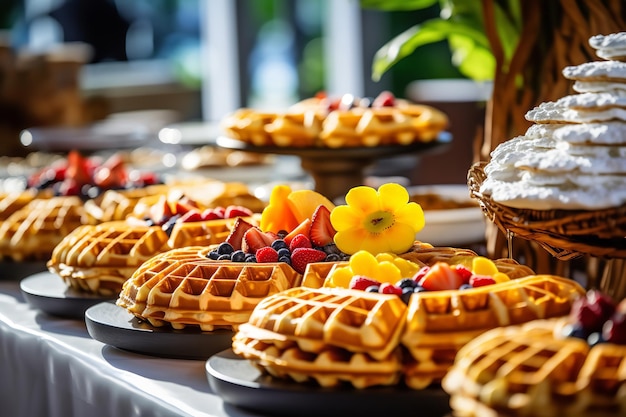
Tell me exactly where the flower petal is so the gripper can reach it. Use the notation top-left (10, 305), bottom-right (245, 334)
top-left (378, 183), bottom-right (409, 212)
top-left (334, 228), bottom-right (370, 255)
top-left (395, 202), bottom-right (425, 232)
top-left (344, 186), bottom-right (380, 213)
top-left (386, 223), bottom-right (417, 253)
top-left (330, 205), bottom-right (362, 231)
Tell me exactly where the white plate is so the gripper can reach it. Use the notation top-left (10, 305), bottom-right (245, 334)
top-left (408, 184), bottom-right (486, 246)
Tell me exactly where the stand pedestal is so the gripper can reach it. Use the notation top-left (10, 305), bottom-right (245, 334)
top-left (216, 134), bottom-right (451, 200)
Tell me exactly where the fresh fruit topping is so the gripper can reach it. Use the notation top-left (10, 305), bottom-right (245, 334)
top-left (286, 189), bottom-right (335, 224)
top-left (309, 204), bottom-right (336, 246)
top-left (379, 282), bottom-right (403, 295)
top-left (201, 209), bottom-right (223, 221)
top-left (283, 218), bottom-right (312, 245)
top-left (569, 290), bottom-right (616, 333)
top-left (330, 183), bottom-right (424, 255)
top-left (288, 233), bottom-right (312, 252)
top-left (291, 247), bottom-right (327, 274)
top-left (224, 205), bottom-right (253, 218)
top-left (418, 262), bottom-right (465, 291)
top-left (255, 246), bottom-right (279, 263)
top-left (259, 184), bottom-right (300, 233)
top-left (177, 210), bottom-right (203, 223)
top-left (242, 227), bottom-right (276, 254)
top-left (372, 91), bottom-right (395, 107)
top-left (602, 299), bottom-right (626, 344)
top-left (225, 217), bottom-right (257, 251)
top-left (454, 265), bottom-right (473, 284)
top-left (468, 275), bottom-right (496, 288)
top-left (349, 275), bottom-right (382, 291)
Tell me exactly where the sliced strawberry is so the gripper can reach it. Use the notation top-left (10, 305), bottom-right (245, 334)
top-left (469, 275), bottom-right (496, 288)
top-left (65, 150), bottom-right (91, 185)
top-left (94, 153), bottom-right (128, 189)
top-left (288, 233), bottom-right (312, 252)
top-left (201, 208), bottom-right (223, 221)
top-left (256, 246), bottom-right (279, 263)
top-left (242, 227), bottom-right (275, 254)
top-left (372, 91), bottom-right (395, 107)
top-left (177, 209), bottom-right (203, 223)
top-left (224, 205), bottom-right (253, 218)
top-left (309, 205), bottom-right (336, 246)
top-left (212, 206), bottom-right (226, 218)
top-left (174, 199), bottom-right (199, 216)
top-left (291, 247), bottom-right (327, 274)
top-left (149, 195), bottom-right (173, 225)
top-left (379, 282), bottom-right (402, 295)
top-left (283, 218), bottom-right (312, 245)
top-left (350, 275), bottom-right (381, 291)
top-left (225, 217), bottom-right (256, 251)
top-left (418, 262), bottom-right (465, 291)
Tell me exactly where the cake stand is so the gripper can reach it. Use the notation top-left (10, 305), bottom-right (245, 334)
top-left (216, 133), bottom-right (452, 200)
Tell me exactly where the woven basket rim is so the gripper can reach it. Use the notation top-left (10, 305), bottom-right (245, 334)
top-left (467, 161), bottom-right (626, 259)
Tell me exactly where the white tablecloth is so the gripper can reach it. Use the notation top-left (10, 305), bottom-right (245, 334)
top-left (0, 282), bottom-right (263, 417)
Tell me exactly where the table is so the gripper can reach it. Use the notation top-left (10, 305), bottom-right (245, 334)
top-left (0, 281), bottom-right (263, 417)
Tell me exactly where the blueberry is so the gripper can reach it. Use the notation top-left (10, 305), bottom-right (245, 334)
top-left (277, 248), bottom-right (291, 259)
top-left (271, 239), bottom-right (288, 251)
top-left (217, 242), bottom-right (234, 255)
top-left (561, 323), bottom-right (588, 340)
top-left (401, 287), bottom-right (413, 304)
top-left (325, 253), bottom-right (341, 262)
top-left (323, 244), bottom-right (341, 255)
top-left (587, 332), bottom-right (605, 347)
top-left (244, 254), bottom-right (257, 263)
top-left (217, 254), bottom-right (231, 261)
top-left (207, 250), bottom-right (220, 260)
top-left (278, 255), bottom-right (291, 265)
top-left (397, 278), bottom-right (418, 289)
top-left (161, 216), bottom-right (179, 236)
top-left (144, 217), bottom-right (155, 227)
top-left (276, 230), bottom-right (288, 239)
top-left (230, 250), bottom-right (246, 262)
top-left (365, 285), bottom-right (380, 293)
top-left (413, 285), bottom-right (426, 293)
top-left (459, 284), bottom-right (473, 290)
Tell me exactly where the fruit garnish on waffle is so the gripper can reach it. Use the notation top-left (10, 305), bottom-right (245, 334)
top-left (116, 246), bottom-right (302, 331)
top-left (442, 290), bottom-right (626, 417)
top-left (221, 91), bottom-right (448, 148)
top-left (47, 193), bottom-right (257, 296)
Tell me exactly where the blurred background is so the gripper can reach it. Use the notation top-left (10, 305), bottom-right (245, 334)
top-left (0, 0), bottom-right (489, 184)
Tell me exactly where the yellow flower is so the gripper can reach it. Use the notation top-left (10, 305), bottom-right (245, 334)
top-left (330, 183), bottom-right (425, 255)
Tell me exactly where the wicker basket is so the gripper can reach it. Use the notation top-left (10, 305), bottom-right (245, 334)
top-left (467, 162), bottom-right (626, 260)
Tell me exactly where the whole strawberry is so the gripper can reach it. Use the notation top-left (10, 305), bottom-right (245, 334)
top-left (290, 247), bottom-right (326, 274)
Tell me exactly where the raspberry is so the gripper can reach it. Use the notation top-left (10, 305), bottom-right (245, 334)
top-left (255, 246), bottom-right (279, 263)
top-left (290, 247), bottom-right (326, 274)
top-left (379, 282), bottom-right (402, 295)
top-left (454, 265), bottom-right (473, 284)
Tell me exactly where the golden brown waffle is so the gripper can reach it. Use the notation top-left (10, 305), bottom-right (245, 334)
top-left (399, 243), bottom-right (536, 279)
top-left (0, 196), bottom-right (93, 261)
top-left (232, 286), bottom-right (407, 388)
top-left (83, 184), bottom-right (170, 223)
top-left (232, 334), bottom-right (403, 389)
top-left (116, 246), bottom-right (302, 331)
top-left (401, 275), bottom-right (585, 389)
top-left (221, 101), bottom-right (448, 148)
top-left (47, 217), bottom-right (248, 296)
top-left (442, 319), bottom-right (626, 417)
top-left (234, 275), bottom-right (583, 390)
top-left (0, 189), bottom-right (39, 222)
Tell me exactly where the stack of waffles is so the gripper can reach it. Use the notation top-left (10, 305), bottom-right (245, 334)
top-left (48, 214), bottom-right (254, 296)
top-left (232, 274), bottom-right (585, 389)
top-left (442, 318), bottom-right (626, 417)
top-left (116, 247), bottom-right (302, 331)
top-left (221, 92), bottom-right (448, 148)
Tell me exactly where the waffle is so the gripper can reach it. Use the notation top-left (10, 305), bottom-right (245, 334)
top-left (300, 243), bottom-right (535, 290)
top-left (442, 319), bottom-right (626, 417)
top-left (83, 184), bottom-right (170, 223)
top-left (0, 189), bottom-right (39, 222)
top-left (48, 217), bottom-right (247, 296)
top-left (232, 286), bottom-right (407, 388)
top-left (116, 246), bottom-right (302, 331)
top-left (0, 196), bottom-right (93, 261)
top-left (401, 275), bottom-right (585, 389)
top-left (220, 98), bottom-right (448, 148)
